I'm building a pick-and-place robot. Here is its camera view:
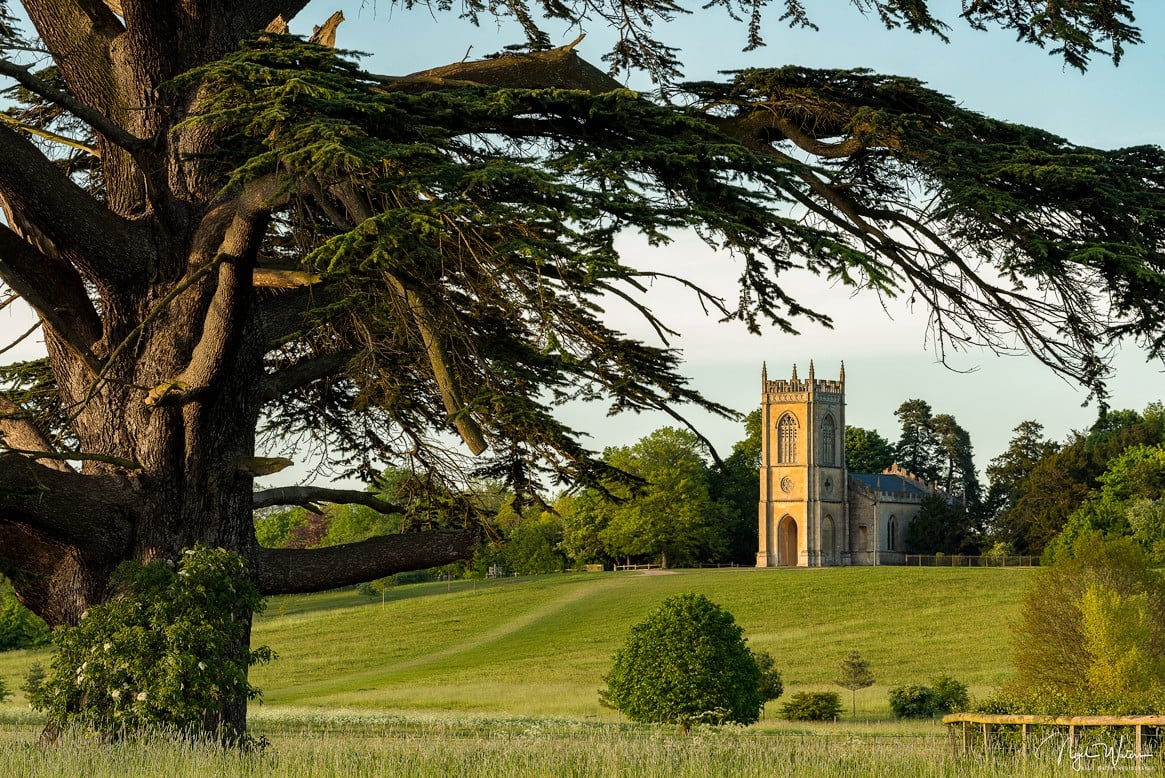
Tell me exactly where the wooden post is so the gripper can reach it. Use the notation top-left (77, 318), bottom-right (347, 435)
top-left (1020, 722), bottom-right (1028, 758)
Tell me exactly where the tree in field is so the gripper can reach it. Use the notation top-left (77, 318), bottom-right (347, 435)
top-left (844, 426), bottom-right (895, 475)
top-left (0, 0), bottom-right (1162, 739)
top-left (752, 649), bottom-right (784, 712)
top-left (597, 427), bottom-right (724, 568)
top-left (835, 650), bottom-right (875, 718)
top-left (601, 593), bottom-right (761, 728)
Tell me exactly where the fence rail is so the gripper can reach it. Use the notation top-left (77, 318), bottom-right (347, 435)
top-left (903, 554), bottom-right (1039, 567)
top-left (943, 713), bottom-right (1164, 764)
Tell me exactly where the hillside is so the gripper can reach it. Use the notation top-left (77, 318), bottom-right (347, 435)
top-left (242, 566), bottom-right (1029, 719)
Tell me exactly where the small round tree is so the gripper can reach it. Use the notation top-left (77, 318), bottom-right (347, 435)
top-left (601, 593), bottom-right (762, 728)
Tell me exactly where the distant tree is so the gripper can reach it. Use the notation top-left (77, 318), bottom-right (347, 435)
top-left (835, 650), bottom-right (875, 717)
top-left (1047, 444), bottom-right (1165, 560)
top-left (558, 492), bottom-right (613, 568)
top-left (894, 400), bottom-right (941, 482)
top-left (905, 495), bottom-right (975, 555)
top-left (845, 426), bottom-right (895, 474)
top-left (997, 405), bottom-right (1165, 554)
top-left (0, 577), bottom-right (49, 651)
top-left (930, 414), bottom-right (980, 509)
top-left (983, 421), bottom-right (1060, 522)
top-left (601, 594), bottom-right (762, 729)
top-left (708, 410), bottom-right (762, 563)
top-left (599, 428), bottom-right (724, 568)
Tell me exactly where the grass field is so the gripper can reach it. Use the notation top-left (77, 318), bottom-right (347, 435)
top-left (0, 566), bottom-right (1059, 775)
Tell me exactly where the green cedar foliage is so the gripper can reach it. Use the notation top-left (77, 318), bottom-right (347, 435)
top-left (172, 34), bottom-right (1165, 494)
top-left (34, 546), bottom-right (273, 743)
top-left (601, 593), bottom-right (762, 727)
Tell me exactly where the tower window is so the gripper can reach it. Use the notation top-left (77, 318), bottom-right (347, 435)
top-left (777, 414), bottom-right (798, 464)
top-left (821, 414), bottom-right (837, 466)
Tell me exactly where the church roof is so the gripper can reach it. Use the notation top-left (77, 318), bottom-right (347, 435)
top-left (849, 472), bottom-right (930, 496)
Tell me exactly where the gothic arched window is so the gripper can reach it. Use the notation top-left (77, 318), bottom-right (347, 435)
top-left (887, 515), bottom-right (898, 551)
top-left (777, 413), bottom-right (798, 464)
top-left (821, 414), bottom-right (837, 466)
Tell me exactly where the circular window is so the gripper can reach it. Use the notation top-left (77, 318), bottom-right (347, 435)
top-left (780, 476), bottom-right (793, 493)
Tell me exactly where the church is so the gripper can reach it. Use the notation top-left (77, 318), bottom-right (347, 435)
top-left (756, 362), bottom-right (934, 567)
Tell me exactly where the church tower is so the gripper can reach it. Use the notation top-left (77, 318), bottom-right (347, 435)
top-left (757, 362), bottom-right (848, 567)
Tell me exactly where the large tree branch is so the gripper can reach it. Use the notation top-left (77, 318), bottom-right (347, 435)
top-left (0, 396), bottom-right (71, 472)
top-left (255, 282), bottom-right (343, 347)
top-left (0, 451), bottom-right (134, 554)
top-left (253, 528), bottom-right (479, 595)
top-left (384, 36), bottom-right (624, 94)
top-left (252, 485), bottom-right (405, 513)
top-left (260, 350), bottom-right (355, 402)
top-left (0, 222), bottom-right (102, 368)
top-left (0, 123), bottom-right (148, 286)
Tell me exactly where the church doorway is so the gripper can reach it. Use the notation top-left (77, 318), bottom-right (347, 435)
top-left (822, 515), bottom-right (836, 564)
top-left (777, 516), bottom-right (798, 566)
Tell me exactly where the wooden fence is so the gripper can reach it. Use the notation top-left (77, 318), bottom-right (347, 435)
top-left (904, 554), bottom-right (1039, 567)
top-left (943, 713), bottom-right (1163, 767)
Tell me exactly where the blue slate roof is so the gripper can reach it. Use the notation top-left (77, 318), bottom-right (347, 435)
top-left (849, 473), bottom-right (929, 495)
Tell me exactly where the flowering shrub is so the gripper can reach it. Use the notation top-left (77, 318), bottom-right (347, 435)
top-left (33, 545), bottom-right (273, 740)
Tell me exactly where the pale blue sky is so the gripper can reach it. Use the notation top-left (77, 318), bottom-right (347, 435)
top-left (1, 3), bottom-right (1163, 477)
top-left (290, 1), bottom-right (1165, 466)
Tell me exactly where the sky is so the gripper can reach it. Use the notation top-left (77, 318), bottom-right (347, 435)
top-left (2, 2), bottom-right (1164, 480)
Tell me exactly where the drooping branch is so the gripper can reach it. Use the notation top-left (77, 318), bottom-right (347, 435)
top-left (253, 528), bottom-right (479, 595)
top-left (385, 36), bottom-right (624, 94)
top-left (252, 485), bottom-right (405, 513)
top-left (0, 58), bottom-right (142, 152)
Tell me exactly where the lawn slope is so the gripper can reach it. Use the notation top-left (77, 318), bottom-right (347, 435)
top-left (247, 566), bottom-right (1029, 718)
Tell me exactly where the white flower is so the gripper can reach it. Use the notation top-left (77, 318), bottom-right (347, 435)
top-left (136, 691), bottom-right (147, 702)
top-left (197, 662), bottom-right (206, 671)
top-left (111, 689), bottom-right (121, 700)
top-left (103, 642), bottom-right (112, 652)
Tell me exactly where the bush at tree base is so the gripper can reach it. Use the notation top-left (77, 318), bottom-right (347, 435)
top-left (32, 545), bottom-right (273, 741)
top-left (601, 593), bottom-right (762, 728)
top-left (780, 691), bottom-right (843, 721)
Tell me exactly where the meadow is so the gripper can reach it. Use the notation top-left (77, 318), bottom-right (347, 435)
top-left (0, 565), bottom-right (1121, 776)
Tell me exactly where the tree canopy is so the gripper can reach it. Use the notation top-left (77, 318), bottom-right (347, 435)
top-left (0, 0), bottom-right (1162, 738)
